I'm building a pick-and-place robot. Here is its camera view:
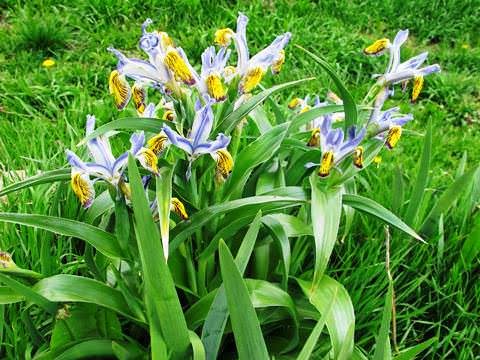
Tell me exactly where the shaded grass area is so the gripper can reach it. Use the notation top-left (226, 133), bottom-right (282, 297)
top-left (0, 0), bottom-right (479, 358)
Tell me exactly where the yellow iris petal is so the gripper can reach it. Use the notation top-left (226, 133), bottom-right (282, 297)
top-left (353, 146), bottom-right (364, 168)
top-left (288, 98), bottom-right (302, 109)
top-left (364, 38), bottom-right (390, 55)
top-left (162, 110), bottom-right (175, 121)
top-left (206, 74), bottom-right (227, 101)
top-left (386, 126), bottom-right (402, 149)
top-left (319, 151), bottom-right (334, 177)
top-left (215, 149), bottom-right (234, 180)
top-left (138, 148), bottom-right (159, 175)
top-left (411, 75), bottom-right (424, 102)
top-left (214, 28), bottom-right (234, 47)
top-left (109, 70), bottom-right (131, 110)
top-left (71, 173), bottom-right (94, 208)
top-left (0, 251), bottom-right (16, 269)
top-left (240, 67), bottom-right (264, 93)
top-left (147, 133), bottom-right (168, 155)
top-left (171, 197), bottom-right (189, 220)
top-left (307, 128), bottom-right (321, 147)
top-left (132, 83), bottom-right (147, 114)
top-left (271, 50), bottom-right (285, 74)
top-left (164, 50), bottom-right (195, 85)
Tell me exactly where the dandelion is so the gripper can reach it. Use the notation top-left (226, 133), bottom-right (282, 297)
top-left (42, 58), bottom-right (55, 68)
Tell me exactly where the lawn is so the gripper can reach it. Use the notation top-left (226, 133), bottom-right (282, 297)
top-left (0, 0), bottom-right (479, 359)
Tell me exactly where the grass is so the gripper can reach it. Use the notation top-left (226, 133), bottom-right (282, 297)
top-left (0, 0), bottom-right (479, 358)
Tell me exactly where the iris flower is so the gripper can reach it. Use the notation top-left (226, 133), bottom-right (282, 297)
top-left (66, 115), bottom-right (159, 208)
top-left (215, 13), bottom-right (291, 94)
top-left (368, 107), bottom-right (413, 149)
top-left (364, 29), bottom-right (440, 102)
top-left (306, 118), bottom-right (366, 177)
top-left (155, 99), bottom-right (233, 180)
top-left (108, 18), bottom-right (198, 111)
top-left (197, 46), bottom-right (232, 102)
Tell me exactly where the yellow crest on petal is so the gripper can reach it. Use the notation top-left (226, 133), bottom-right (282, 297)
top-left (271, 50), bottom-right (285, 74)
top-left (307, 128), bottom-right (321, 147)
top-left (373, 155), bottom-right (382, 167)
top-left (386, 126), bottom-right (402, 149)
top-left (147, 133), bottom-right (169, 155)
top-left (214, 28), bottom-right (234, 47)
top-left (171, 197), bottom-right (189, 220)
top-left (162, 110), bottom-right (175, 121)
top-left (109, 70), bottom-right (131, 111)
top-left (71, 173), bottom-right (94, 208)
top-left (206, 74), bottom-right (227, 102)
top-left (164, 50), bottom-right (195, 86)
top-left (411, 75), bottom-right (424, 102)
top-left (319, 151), bottom-right (334, 177)
top-left (215, 149), bottom-right (234, 180)
top-left (240, 67), bottom-right (264, 93)
top-left (353, 146), bottom-right (364, 168)
top-left (132, 83), bottom-right (147, 114)
top-left (0, 251), bottom-right (16, 269)
top-left (288, 98), bottom-right (302, 109)
top-left (364, 38), bottom-right (390, 55)
top-left (138, 148), bottom-right (159, 175)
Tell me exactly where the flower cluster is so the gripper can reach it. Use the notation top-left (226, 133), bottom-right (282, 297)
top-left (293, 30), bottom-right (440, 178)
top-left (66, 13), bottom-right (291, 211)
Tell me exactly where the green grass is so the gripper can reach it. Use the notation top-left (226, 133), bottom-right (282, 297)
top-left (0, 0), bottom-right (479, 359)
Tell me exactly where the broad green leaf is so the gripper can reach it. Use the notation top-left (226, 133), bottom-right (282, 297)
top-left (218, 240), bottom-right (269, 360)
top-left (85, 190), bottom-right (114, 224)
top-left (223, 123), bottom-right (289, 200)
top-left (297, 276), bottom-right (355, 360)
top-left (0, 286), bottom-right (24, 304)
top-left (297, 294), bottom-right (335, 360)
top-left (156, 166), bottom-right (174, 257)
top-left (128, 155), bottom-right (190, 359)
top-left (405, 120), bottom-right (432, 226)
top-left (202, 212), bottom-right (262, 360)
top-left (0, 213), bottom-right (123, 258)
top-left (393, 338), bottom-right (437, 360)
top-left (170, 195), bottom-right (304, 255)
top-left (114, 197), bottom-right (130, 253)
top-left (215, 78), bottom-right (313, 134)
top-left (373, 282), bottom-right (393, 360)
top-left (189, 330), bottom-right (206, 360)
top-left (420, 166), bottom-right (478, 237)
top-left (289, 105), bottom-right (344, 133)
top-left (342, 195), bottom-right (424, 243)
top-left (249, 105), bottom-right (272, 134)
top-left (33, 274), bottom-right (144, 322)
top-left (79, 117), bottom-right (166, 145)
top-left (460, 213), bottom-right (480, 269)
top-left (261, 215), bottom-right (291, 288)
top-left (262, 214), bottom-right (312, 237)
top-left (35, 339), bottom-right (116, 360)
top-left (310, 175), bottom-right (343, 286)
top-left (0, 274), bottom-right (57, 314)
top-left (0, 168), bottom-right (70, 196)
top-left (297, 45), bottom-right (357, 132)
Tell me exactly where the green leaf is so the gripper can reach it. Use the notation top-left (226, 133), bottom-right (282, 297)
top-left (289, 105), bottom-right (344, 133)
top-left (202, 212), bottom-right (262, 360)
top-left (460, 213), bottom-right (480, 269)
top-left (0, 286), bottom-right (24, 304)
top-left (297, 45), bottom-right (357, 132)
top-left (420, 166), bottom-right (479, 237)
top-left (79, 117), bottom-right (166, 145)
top-left (248, 105), bottom-right (272, 134)
top-left (223, 123), bottom-right (289, 200)
top-left (297, 276), bottom-right (355, 360)
top-left (0, 213), bottom-right (123, 258)
top-left (156, 166), bottom-right (174, 257)
top-left (342, 195), bottom-right (424, 243)
top-left (404, 121), bottom-right (432, 226)
top-left (128, 155), bottom-right (190, 359)
top-left (35, 339), bottom-right (116, 360)
top-left (114, 197), bottom-right (130, 253)
top-left (310, 175), bottom-right (343, 286)
top-left (262, 214), bottom-right (312, 237)
top-left (85, 190), bottom-right (114, 224)
top-left (218, 240), bottom-right (269, 360)
top-left (297, 293), bottom-right (335, 360)
top-left (393, 338), bottom-right (437, 360)
top-left (170, 195), bottom-right (305, 255)
top-left (216, 78), bottom-right (313, 134)
top-left (189, 330), bottom-right (206, 360)
top-left (33, 274), bottom-right (144, 322)
top-left (373, 282), bottom-right (393, 360)
top-left (0, 168), bottom-right (70, 196)
top-left (0, 274), bottom-right (57, 314)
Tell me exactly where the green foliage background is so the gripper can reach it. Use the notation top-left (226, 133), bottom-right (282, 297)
top-left (0, 0), bottom-right (479, 358)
